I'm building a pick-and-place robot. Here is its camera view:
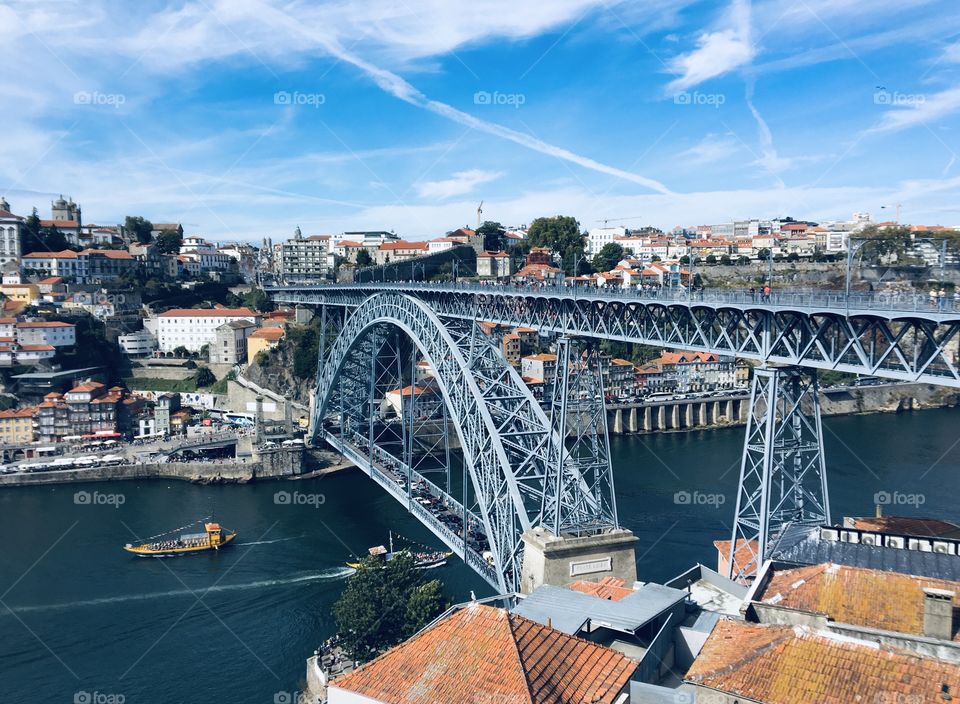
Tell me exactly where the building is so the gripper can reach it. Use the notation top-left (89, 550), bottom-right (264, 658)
top-left (21, 249), bottom-right (137, 283)
top-left (477, 250), bottom-right (511, 278)
top-left (0, 197), bottom-right (23, 269)
top-left (155, 307), bottom-right (261, 353)
top-left (603, 358), bottom-right (635, 398)
top-left (35, 381), bottom-right (124, 442)
top-left (520, 353), bottom-right (557, 385)
top-left (118, 329), bottom-right (157, 356)
top-left (50, 195), bottom-right (80, 224)
top-left (16, 321), bottom-right (76, 348)
top-left (154, 392), bottom-right (181, 437)
top-left (327, 603), bottom-right (636, 704)
top-left (375, 240), bottom-right (428, 265)
top-left (382, 383), bottom-right (442, 421)
top-left (178, 237), bottom-right (234, 274)
top-left (648, 351), bottom-right (736, 392)
top-left (586, 226), bottom-right (627, 256)
top-left (0, 283), bottom-right (39, 304)
top-left (685, 619), bottom-right (960, 704)
top-left (0, 407), bottom-right (36, 444)
top-left (513, 248), bottom-right (563, 283)
top-left (246, 327), bottom-right (284, 365)
top-left (278, 228), bottom-right (334, 283)
top-left (502, 333), bottom-right (521, 366)
top-left (0, 342), bottom-right (56, 367)
top-left (209, 320), bottom-right (257, 364)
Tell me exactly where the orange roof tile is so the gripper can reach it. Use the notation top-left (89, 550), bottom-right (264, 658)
top-left (686, 620), bottom-right (960, 704)
top-left (568, 577), bottom-right (634, 601)
top-left (0, 407), bottom-right (36, 419)
top-left (848, 516), bottom-right (960, 539)
top-left (714, 538), bottom-right (760, 578)
top-left (249, 327), bottom-right (284, 341)
top-left (757, 563), bottom-right (960, 640)
top-left (332, 604), bottom-right (635, 704)
top-left (16, 321), bottom-right (73, 328)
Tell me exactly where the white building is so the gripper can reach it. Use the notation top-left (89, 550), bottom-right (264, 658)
top-left (118, 329), bottom-right (157, 356)
top-left (586, 226), bottom-right (626, 256)
top-left (16, 321), bottom-right (76, 347)
top-left (0, 197), bottom-right (23, 269)
top-left (278, 230), bottom-right (334, 283)
top-left (156, 307), bottom-right (261, 353)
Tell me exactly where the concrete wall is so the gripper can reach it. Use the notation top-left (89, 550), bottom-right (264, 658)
top-left (0, 449), bottom-right (304, 487)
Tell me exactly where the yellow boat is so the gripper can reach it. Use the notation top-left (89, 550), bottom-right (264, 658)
top-left (124, 522), bottom-right (237, 557)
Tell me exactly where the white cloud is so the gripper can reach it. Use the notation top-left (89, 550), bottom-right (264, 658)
top-left (666, 0), bottom-right (754, 92)
top-left (678, 133), bottom-right (740, 165)
top-left (416, 169), bottom-right (501, 199)
top-left (867, 85), bottom-right (960, 134)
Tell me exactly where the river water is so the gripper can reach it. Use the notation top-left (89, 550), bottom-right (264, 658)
top-left (1, 408), bottom-right (957, 703)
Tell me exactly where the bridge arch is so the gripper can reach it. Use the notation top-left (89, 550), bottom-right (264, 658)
top-left (312, 293), bottom-right (558, 592)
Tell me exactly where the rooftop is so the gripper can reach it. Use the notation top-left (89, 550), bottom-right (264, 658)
top-left (332, 603), bottom-right (635, 704)
top-left (249, 327), bottom-right (284, 340)
top-left (756, 562), bottom-right (960, 640)
top-left (686, 619), bottom-right (960, 704)
top-left (847, 515), bottom-right (960, 540)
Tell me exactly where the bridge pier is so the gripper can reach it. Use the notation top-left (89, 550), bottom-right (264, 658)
top-left (728, 366), bottom-right (830, 582)
top-left (519, 526), bottom-right (638, 595)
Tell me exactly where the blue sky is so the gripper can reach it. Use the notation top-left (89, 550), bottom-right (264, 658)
top-left (2, 0), bottom-right (960, 241)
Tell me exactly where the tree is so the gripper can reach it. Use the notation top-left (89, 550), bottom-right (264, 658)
top-left (476, 220), bottom-right (505, 251)
top-left (194, 367), bottom-right (216, 387)
top-left (591, 243), bottom-right (624, 273)
top-left (40, 225), bottom-right (68, 252)
top-left (124, 216), bottom-right (154, 244)
top-left (705, 254), bottom-right (717, 265)
top-left (720, 254), bottom-right (732, 265)
top-left (355, 249), bottom-right (373, 267)
top-left (173, 345), bottom-right (190, 358)
top-left (757, 248), bottom-right (772, 261)
top-left (736, 255), bottom-right (751, 265)
top-left (155, 229), bottom-right (183, 254)
top-left (679, 255), bottom-right (690, 265)
top-left (786, 252), bottom-right (800, 262)
top-left (333, 551), bottom-right (446, 661)
top-left (526, 215), bottom-right (587, 275)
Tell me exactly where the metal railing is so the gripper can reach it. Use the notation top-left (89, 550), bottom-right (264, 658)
top-left (273, 281), bottom-right (960, 318)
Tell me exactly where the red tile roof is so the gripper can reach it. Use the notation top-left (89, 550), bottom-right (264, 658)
top-left (686, 620), bottom-right (960, 704)
top-left (848, 516), bottom-right (960, 539)
top-left (332, 604), bottom-right (635, 704)
top-left (568, 577), bottom-right (634, 601)
top-left (40, 219), bottom-right (80, 228)
top-left (714, 538), bottom-right (760, 578)
top-left (0, 407), bottom-right (36, 419)
top-left (16, 321), bottom-right (74, 328)
top-left (757, 563), bottom-right (960, 640)
top-left (249, 327), bottom-right (284, 341)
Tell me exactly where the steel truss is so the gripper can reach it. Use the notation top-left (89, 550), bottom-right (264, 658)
top-left (311, 293), bottom-right (617, 592)
top-left (272, 286), bottom-right (960, 386)
top-left (544, 338), bottom-right (618, 536)
top-left (728, 366), bottom-right (830, 583)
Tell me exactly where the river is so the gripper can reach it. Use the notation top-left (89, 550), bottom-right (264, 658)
top-left (1, 408), bottom-right (957, 703)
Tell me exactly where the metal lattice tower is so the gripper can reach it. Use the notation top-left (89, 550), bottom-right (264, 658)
top-left (543, 338), bottom-right (619, 536)
top-left (728, 366), bottom-right (831, 582)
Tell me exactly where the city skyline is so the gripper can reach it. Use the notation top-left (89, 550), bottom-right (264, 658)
top-left (2, 0), bottom-right (960, 239)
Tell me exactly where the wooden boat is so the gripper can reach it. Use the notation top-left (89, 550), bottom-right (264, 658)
top-left (124, 521), bottom-right (237, 557)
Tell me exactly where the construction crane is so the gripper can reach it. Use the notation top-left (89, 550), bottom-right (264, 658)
top-left (595, 215), bottom-right (644, 227)
top-left (476, 201), bottom-right (484, 229)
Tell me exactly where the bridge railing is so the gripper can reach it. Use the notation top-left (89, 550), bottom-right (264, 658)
top-left (277, 281), bottom-right (960, 317)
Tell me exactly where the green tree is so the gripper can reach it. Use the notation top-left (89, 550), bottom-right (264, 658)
top-left (194, 367), bottom-right (216, 387)
top-left (155, 229), bottom-right (183, 254)
top-left (333, 552), bottom-right (446, 661)
top-left (786, 252), bottom-right (800, 262)
top-left (173, 345), bottom-right (189, 358)
top-left (736, 255), bottom-right (751, 265)
top-left (124, 215), bottom-right (154, 244)
top-left (591, 243), bottom-right (625, 273)
top-left (705, 254), bottom-right (717, 265)
top-left (679, 255), bottom-right (690, 265)
top-left (720, 254), bottom-right (732, 265)
top-left (355, 249), bottom-right (373, 267)
top-left (526, 215), bottom-right (587, 275)
top-left (476, 220), bottom-right (505, 251)
top-left (40, 225), bottom-right (69, 252)
top-left (757, 248), bottom-right (772, 261)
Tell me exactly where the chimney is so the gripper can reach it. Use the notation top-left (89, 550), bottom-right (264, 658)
top-left (876, 503), bottom-right (883, 518)
top-left (923, 588), bottom-right (955, 640)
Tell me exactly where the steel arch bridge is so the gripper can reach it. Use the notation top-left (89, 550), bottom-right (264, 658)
top-left (273, 283), bottom-right (960, 386)
top-left (311, 293), bottom-right (617, 592)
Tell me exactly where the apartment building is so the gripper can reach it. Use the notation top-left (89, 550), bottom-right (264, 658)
top-left (21, 249), bottom-right (137, 283)
top-left (209, 320), bottom-right (257, 364)
top-left (521, 353), bottom-right (558, 384)
top-left (155, 307), bottom-right (261, 352)
top-left (16, 321), bottom-right (76, 347)
top-left (0, 197), bottom-right (23, 269)
top-left (36, 382), bottom-right (123, 442)
top-left (0, 407), bottom-right (36, 444)
top-left (278, 231), bottom-right (333, 283)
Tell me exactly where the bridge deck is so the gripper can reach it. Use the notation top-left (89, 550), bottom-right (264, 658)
top-left (323, 428), bottom-right (500, 589)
